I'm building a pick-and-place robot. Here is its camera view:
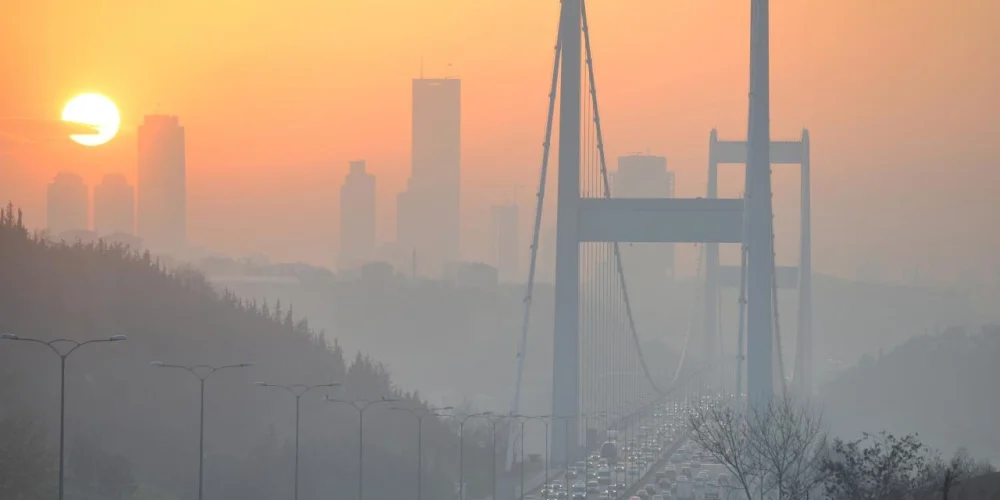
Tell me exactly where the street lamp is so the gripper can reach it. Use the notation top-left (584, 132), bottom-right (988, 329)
top-left (0, 333), bottom-right (126, 500)
top-left (255, 382), bottom-right (341, 500)
top-left (455, 411), bottom-right (493, 500)
top-left (512, 415), bottom-right (550, 500)
top-left (483, 415), bottom-right (510, 500)
top-left (326, 397), bottom-right (400, 500)
top-left (391, 406), bottom-right (453, 500)
top-left (150, 361), bottom-right (252, 500)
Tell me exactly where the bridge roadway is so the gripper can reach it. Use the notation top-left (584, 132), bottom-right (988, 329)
top-left (616, 433), bottom-right (689, 500)
top-left (499, 410), bottom-right (685, 500)
top-left (476, 412), bottom-right (666, 500)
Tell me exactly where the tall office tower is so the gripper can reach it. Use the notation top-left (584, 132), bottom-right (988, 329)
top-left (491, 203), bottom-right (519, 283)
top-left (93, 173), bottom-right (135, 235)
top-left (396, 78), bottom-right (461, 276)
top-left (612, 154), bottom-right (675, 327)
top-left (137, 115), bottom-right (186, 255)
top-left (46, 172), bottom-right (89, 235)
top-left (339, 160), bottom-right (376, 271)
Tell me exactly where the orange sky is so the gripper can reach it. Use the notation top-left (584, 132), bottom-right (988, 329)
top-left (1, 0), bottom-right (998, 281)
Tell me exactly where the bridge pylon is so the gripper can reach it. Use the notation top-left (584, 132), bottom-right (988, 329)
top-left (706, 129), bottom-right (813, 397)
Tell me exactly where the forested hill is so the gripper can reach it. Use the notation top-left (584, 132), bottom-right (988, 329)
top-left (820, 324), bottom-right (1000, 463)
top-left (0, 205), bottom-right (469, 500)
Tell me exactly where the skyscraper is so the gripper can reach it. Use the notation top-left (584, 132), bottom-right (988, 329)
top-left (93, 173), bottom-right (135, 235)
top-left (339, 160), bottom-right (376, 271)
top-left (612, 154), bottom-right (675, 282)
top-left (137, 115), bottom-right (185, 254)
top-left (491, 203), bottom-right (519, 283)
top-left (46, 172), bottom-right (88, 235)
top-left (396, 78), bottom-right (461, 276)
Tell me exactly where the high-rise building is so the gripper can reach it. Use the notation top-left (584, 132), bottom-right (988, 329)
top-left (613, 153), bottom-right (676, 281)
top-left (93, 173), bottom-right (135, 236)
top-left (46, 172), bottom-right (88, 235)
top-left (339, 160), bottom-right (376, 271)
top-left (491, 203), bottom-right (519, 283)
top-left (137, 115), bottom-right (186, 254)
top-left (396, 78), bottom-right (461, 276)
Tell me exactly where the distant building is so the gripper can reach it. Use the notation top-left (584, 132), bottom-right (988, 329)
top-left (93, 173), bottom-right (135, 236)
top-left (339, 160), bottom-right (376, 271)
top-left (612, 154), bottom-right (676, 281)
top-left (396, 78), bottom-right (461, 277)
top-left (137, 115), bottom-right (186, 255)
top-left (491, 203), bottom-right (519, 283)
top-left (46, 172), bottom-right (88, 234)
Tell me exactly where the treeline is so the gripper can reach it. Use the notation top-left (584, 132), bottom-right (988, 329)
top-left (690, 396), bottom-right (996, 500)
top-left (0, 204), bottom-right (501, 500)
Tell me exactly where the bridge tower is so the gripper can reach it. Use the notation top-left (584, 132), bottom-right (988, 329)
top-left (744, 0), bottom-right (775, 407)
top-left (705, 129), bottom-right (813, 396)
top-left (549, 0), bottom-right (785, 465)
top-left (551, 0), bottom-right (583, 466)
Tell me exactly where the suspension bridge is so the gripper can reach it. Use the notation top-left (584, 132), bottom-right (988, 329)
top-left (500, 0), bottom-right (815, 487)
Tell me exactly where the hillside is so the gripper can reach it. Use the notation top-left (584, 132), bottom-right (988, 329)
top-left (820, 324), bottom-right (1000, 463)
top-left (198, 256), bottom-right (999, 412)
top-left (0, 206), bottom-right (489, 500)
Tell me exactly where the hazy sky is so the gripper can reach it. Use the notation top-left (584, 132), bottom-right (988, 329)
top-left (1, 0), bottom-right (997, 281)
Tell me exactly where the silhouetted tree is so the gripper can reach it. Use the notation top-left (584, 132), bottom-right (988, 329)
top-left (822, 431), bottom-right (930, 500)
top-left (0, 207), bottom-right (484, 500)
top-left (689, 395), bottom-right (828, 500)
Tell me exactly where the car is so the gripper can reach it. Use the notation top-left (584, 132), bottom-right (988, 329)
top-left (587, 481), bottom-right (600, 494)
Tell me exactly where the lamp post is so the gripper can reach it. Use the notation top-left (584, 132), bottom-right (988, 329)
top-left (326, 397), bottom-right (400, 500)
top-left (391, 406), bottom-right (453, 500)
top-left (255, 382), bottom-right (340, 500)
top-left (484, 415), bottom-right (509, 500)
top-left (456, 412), bottom-right (493, 500)
top-left (150, 361), bottom-right (252, 500)
top-left (512, 415), bottom-right (550, 500)
top-left (1, 333), bottom-right (126, 500)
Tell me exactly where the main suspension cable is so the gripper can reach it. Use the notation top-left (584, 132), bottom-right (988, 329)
top-left (505, 16), bottom-right (562, 472)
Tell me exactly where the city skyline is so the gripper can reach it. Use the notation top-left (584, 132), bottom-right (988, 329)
top-left (0, 0), bottom-right (996, 282)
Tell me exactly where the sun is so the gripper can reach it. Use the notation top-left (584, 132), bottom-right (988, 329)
top-left (61, 93), bottom-right (121, 146)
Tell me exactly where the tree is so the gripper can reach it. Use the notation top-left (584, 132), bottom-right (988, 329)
top-left (748, 396), bottom-right (829, 500)
top-left (919, 447), bottom-right (996, 500)
top-left (689, 397), bottom-right (764, 500)
top-left (689, 395), bottom-right (828, 500)
top-left (0, 412), bottom-right (55, 500)
top-left (821, 431), bottom-right (929, 500)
